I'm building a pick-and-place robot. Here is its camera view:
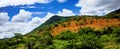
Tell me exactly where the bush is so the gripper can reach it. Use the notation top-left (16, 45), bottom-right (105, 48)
top-left (53, 23), bottom-right (58, 27)
top-left (73, 17), bottom-right (81, 21)
top-left (78, 33), bottom-right (103, 49)
top-left (67, 21), bottom-right (70, 26)
top-left (46, 26), bottom-right (52, 31)
top-left (0, 41), bottom-right (8, 49)
top-left (78, 27), bottom-right (94, 35)
top-left (14, 33), bottom-right (22, 39)
top-left (79, 22), bottom-right (86, 25)
top-left (103, 27), bottom-right (113, 34)
top-left (55, 30), bottom-right (78, 40)
top-left (113, 27), bottom-right (120, 36)
top-left (99, 34), bottom-right (118, 42)
top-left (90, 19), bottom-right (93, 24)
top-left (39, 31), bottom-right (53, 46)
top-left (61, 23), bottom-right (66, 27)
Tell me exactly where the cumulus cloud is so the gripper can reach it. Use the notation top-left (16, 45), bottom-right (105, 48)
top-left (57, 0), bottom-right (67, 3)
top-left (0, 22), bottom-right (39, 39)
top-left (29, 17), bottom-right (42, 24)
top-left (0, 10), bottom-right (42, 39)
top-left (75, 0), bottom-right (120, 15)
top-left (12, 9), bottom-right (32, 22)
top-left (0, 13), bottom-right (9, 25)
top-left (0, 0), bottom-right (52, 8)
top-left (57, 9), bottom-right (75, 16)
top-left (0, 19), bottom-right (42, 39)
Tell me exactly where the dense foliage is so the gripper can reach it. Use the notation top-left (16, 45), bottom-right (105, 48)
top-left (0, 27), bottom-right (120, 49)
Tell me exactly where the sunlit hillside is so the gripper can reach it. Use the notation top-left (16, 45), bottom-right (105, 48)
top-left (0, 9), bottom-right (120, 49)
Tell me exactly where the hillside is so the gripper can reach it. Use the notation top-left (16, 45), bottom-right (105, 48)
top-left (106, 9), bottom-right (120, 18)
top-left (51, 17), bottom-right (120, 36)
top-left (0, 9), bottom-right (120, 49)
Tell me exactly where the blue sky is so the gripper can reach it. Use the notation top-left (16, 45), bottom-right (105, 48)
top-left (0, 0), bottom-right (120, 39)
top-left (0, 0), bottom-right (80, 20)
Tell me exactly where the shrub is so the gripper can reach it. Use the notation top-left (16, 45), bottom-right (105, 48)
top-left (67, 21), bottom-right (70, 26)
top-left (99, 34), bottom-right (118, 42)
top-left (78, 27), bottom-right (94, 35)
top-left (113, 27), bottom-right (120, 36)
top-left (39, 31), bottom-right (53, 46)
top-left (54, 23), bottom-right (58, 27)
top-left (103, 27), bottom-right (113, 34)
top-left (14, 33), bottom-right (22, 39)
top-left (90, 19), bottom-right (93, 24)
top-left (0, 41), bottom-right (8, 49)
top-left (46, 26), bottom-right (52, 31)
top-left (78, 33), bottom-right (103, 49)
top-left (55, 30), bottom-right (78, 40)
top-left (61, 23), bottom-right (66, 27)
top-left (79, 22), bottom-right (86, 25)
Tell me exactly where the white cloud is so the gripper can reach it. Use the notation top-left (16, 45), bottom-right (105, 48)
top-left (0, 18), bottom-right (42, 39)
top-left (20, 6), bottom-right (46, 9)
top-left (20, 6), bottom-right (36, 8)
top-left (75, 0), bottom-right (120, 15)
top-left (57, 9), bottom-right (75, 16)
top-left (12, 9), bottom-right (32, 22)
top-left (29, 17), bottom-right (42, 24)
top-left (57, 0), bottom-right (67, 3)
top-left (32, 12), bottom-right (45, 15)
top-left (0, 13), bottom-right (9, 25)
top-left (0, 10), bottom-right (42, 39)
top-left (0, 0), bottom-right (52, 8)
top-left (0, 22), bottom-right (39, 39)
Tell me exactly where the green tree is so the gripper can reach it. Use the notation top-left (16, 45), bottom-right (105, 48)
top-left (39, 31), bottom-right (53, 47)
top-left (78, 33), bottom-right (103, 49)
top-left (0, 41), bottom-right (8, 49)
top-left (14, 33), bottom-right (22, 39)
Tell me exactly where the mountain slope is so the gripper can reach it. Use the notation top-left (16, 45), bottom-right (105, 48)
top-left (40, 15), bottom-right (67, 26)
top-left (0, 9), bottom-right (120, 49)
top-left (106, 9), bottom-right (120, 18)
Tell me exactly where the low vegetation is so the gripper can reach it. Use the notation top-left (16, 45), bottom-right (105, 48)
top-left (0, 9), bottom-right (120, 49)
top-left (1, 27), bottom-right (120, 49)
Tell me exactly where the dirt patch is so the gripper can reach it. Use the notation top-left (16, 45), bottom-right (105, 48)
top-left (52, 18), bottom-right (120, 36)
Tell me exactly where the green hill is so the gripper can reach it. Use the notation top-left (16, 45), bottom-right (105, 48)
top-left (0, 9), bottom-right (120, 49)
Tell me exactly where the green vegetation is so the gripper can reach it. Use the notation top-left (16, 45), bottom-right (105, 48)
top-left (1, 27), bottom-right (120, 49)
top-left (105, 9), bottom-right (120, 18)
top-left (61, 23), bottom-right (66, 27)
top-left (79, 22), bottom-right (86, 25)
top-left (0, 9), bottom-right (120, 49)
